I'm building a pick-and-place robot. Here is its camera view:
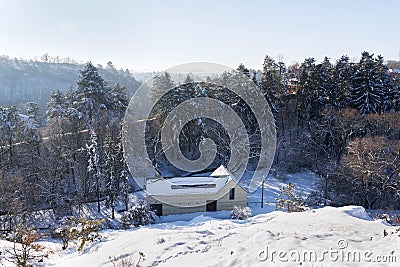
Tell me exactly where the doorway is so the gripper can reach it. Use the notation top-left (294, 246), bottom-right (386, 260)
top-left (206, 200), bottom-right (217, 212)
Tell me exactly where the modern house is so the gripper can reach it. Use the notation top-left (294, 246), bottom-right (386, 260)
top-left (146, 166), bottom-right (247, 216)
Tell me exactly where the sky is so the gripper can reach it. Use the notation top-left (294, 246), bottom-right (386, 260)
top-left (0, 0), bottom-right (399, 71)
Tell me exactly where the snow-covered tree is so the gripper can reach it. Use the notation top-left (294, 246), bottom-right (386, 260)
top-left (332, 55), bottom-right (354, 109)
top-left (0, 105), bottom-right (22, 167)
top-left (72, 62), bottom-right (110, 128)
top-left (231, 206), bottom-right (252, 220)
top-left (261, 55), bottom-right (282, 113)
top-left (150, 72), bottom-right (175, 107)
top-left (237, 63), bottom-right (251, 78)
top-left (350, 52), bottom-right (384, 115)
top-left (297, 58), bottom-right (317, 126)
top-left (121, 199), bottom-right (157, 228)
top-left (86, 129), bottom-right (102, 212)
top-left (315, 57), bottom-right (334, 110)
top-left (276, 183), bottom-right (307, 212)
top-left (104, 128), bottom-right (118, 219)
top-left (46, 90), bottom-right (67, 121)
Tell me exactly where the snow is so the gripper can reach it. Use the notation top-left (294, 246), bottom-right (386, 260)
top-left (1, 206), bottom-right (395, 267)
top-left (147, 176), bottom-right (230, 195)
top-left (248, 169), bottom-right (317, 214)
top-left (146, 165), bottom-right (233, 196)
top-left (210, 165), bottom-right (230, 176)
top-left (2, 171), bottom-right (400, 266)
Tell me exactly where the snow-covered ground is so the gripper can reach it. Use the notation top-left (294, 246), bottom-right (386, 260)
top-left (1, 171), bottom-right (400, 266)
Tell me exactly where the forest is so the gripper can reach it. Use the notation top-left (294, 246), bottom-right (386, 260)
top-left (1, 51), bottom-right (400, 229)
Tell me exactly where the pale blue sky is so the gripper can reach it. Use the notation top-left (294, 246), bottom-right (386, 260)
top-left (0, 0), bottom-right (399, 71)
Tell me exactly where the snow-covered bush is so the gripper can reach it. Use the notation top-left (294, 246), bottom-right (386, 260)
top-left (121, 200), bottom-right (157, 228)
top-left (276, 183), bottom-right (307, 212)
top-left (53, 217), bottom-right (104, 252)
top-left (52, 216), bottom-right (74, 250)
top-left (231, 206), bottom-right (252, 220)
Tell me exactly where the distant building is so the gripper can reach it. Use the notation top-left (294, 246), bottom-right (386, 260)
top-left (146, 166), bottom-right (247, 216)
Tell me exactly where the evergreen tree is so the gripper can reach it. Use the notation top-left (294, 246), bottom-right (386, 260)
top-left (237, 63), bottom-right (251, 78)
top-left (350, 52), bottom-right (384, 115)
top-left (73, 62), bottom-right (110, 128)
top-left (315, 57), bottom-right (334, 110)
top-left (0, 105), bottom-right (22, 167)
top-left (333, 56), bottom-right (354, 109)
top-left (150, 72), bottom-right (175, 105)
top-left (261, 56), bottom-right (282, 113)
top-left (46, 90), bottom-right (66, 121)
top-left (297, 58), bottom-right (317, 126)
top-left (276, 182), bottom-right (307, 212)
top-left (375, 55), bottom-right (394, 112)
top-left (183, 74), bottom-right (194, 84)
top-left (109, 82), bottom-right (129, 118)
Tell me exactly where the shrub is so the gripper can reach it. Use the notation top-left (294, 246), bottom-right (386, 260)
top-left (53, 217), bottom-right (104, 252)
top-left (121, 200), bottom-right (157, 228)
top-left (7, 225), bottom-right (46, 267)
top-left (276, 183), bottom-right (307, 212)
top-left (231, 206), bottom-right (252, 220)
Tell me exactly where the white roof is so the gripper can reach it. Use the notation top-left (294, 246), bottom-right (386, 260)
top-left (146, 165), bottom-right (232, 196)
top-left (210, 165), bottom-right (230, 177)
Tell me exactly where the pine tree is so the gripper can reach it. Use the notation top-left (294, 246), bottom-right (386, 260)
top-left (261, 56), bottom-right (281, 113)
top-left (333, 55), bottom-right (354, 109)
top-left (73, 62), bottom-right (110, 128)
top-left (350, 52), bottom-right (384, 115)
top-left (297, 58), bottom-right (317, 126)
top-left (150, 72), bottom-right (175, 105)
top-left (183, 74), bottom-right (194, 84)
top-left (276, 182), bottom-right (306, 212)
top-left (237, 63), bottom-right (251, 78)
top-left (375, 55), bottom-right (394, 112)
top-left (46, 90), bottom-right (66, 121)
top-left (109, 82), bottom-right (128, 118)
top-left (315, 57), bottom-right (334, 110)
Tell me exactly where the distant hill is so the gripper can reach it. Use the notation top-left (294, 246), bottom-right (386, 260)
top-left (0, 56), bottom-right (141, 110)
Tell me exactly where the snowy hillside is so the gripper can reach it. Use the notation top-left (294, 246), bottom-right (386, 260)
top-left (0, 56), bottom-right (140, 108)
top-left (1, 206), bottom-right (398, 266)
top-left (1, 171), bottom-right (399, 266)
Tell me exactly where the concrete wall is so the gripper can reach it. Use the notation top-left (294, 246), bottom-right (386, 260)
top-left (146, 180), bottom-right (247, 215)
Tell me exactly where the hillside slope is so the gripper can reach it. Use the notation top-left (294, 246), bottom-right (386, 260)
top-left (0, 56), bottom-right (141, 108)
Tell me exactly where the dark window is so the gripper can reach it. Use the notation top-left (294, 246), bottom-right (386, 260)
top-left (229, 188), bottom-right (235, 200)
top-left (150, 204), bottom-right (163, 216)
top-left (206, 200), bottom-right (217, 212)
top-left (171, 184), bottom-right (216, 189)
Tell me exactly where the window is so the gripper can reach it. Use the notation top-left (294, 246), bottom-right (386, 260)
top-left (150, 204), bottom-right (163, 216)
top-left (171, 184), bottom-right (216, 189)
top-left (229, 188), bottom-right (235, 200)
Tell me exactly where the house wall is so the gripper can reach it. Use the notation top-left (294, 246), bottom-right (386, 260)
top-left (146, 180), bottom-right (247, 215)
